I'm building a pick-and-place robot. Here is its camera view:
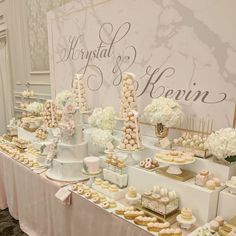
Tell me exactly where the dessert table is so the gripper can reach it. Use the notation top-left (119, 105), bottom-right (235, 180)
top-left (0, 151), bottom-right (151, 236)
top-left (0, 151), bottom-right (19, 219)
top-left (0, 152), bottom-right (7, 210)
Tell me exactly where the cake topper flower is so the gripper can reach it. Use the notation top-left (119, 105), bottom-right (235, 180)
top-left (64, 101), bottom-right (76, 114)
top-left (55, 90), bottom-right (77, 110)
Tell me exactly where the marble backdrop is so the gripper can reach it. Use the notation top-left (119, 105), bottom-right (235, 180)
top-left (48, 0), bottom-right (236, 129)
top-left (26, 0), bottom-right (71, 71)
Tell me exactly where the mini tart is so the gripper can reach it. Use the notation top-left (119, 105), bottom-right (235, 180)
top-left (144, 191), bottom-right (152, 196)
top-left (184, 155), bottom-right (194, 162)
top-left (99, 195), bottom-right (107, 203)
top-left (94, 178), bottom-right (102, 185)
top-left (33, 162), bottom-right (39, 168)
top-left (160, 197), bottom-right (170, 204)
top-left (101, 181), bottom-right (110, 189)
top-left (76, 183), bottom-right (83, 188)
top-left (84, 192), bottom-right (91, 199)
top-left (23, 159), bottom-right (29, 164)
top-left (72, 185), bottom-right (78, 191)
top-left (162, 155), bottom-right (173, 162)
top-left (174, 157), bottom-right (185, 163)
top-left (109, 200), bottom-right (117, 208)
top-left (101, 201), bottom-right (110, 209)
top-left (83, 185), bottom-right (90, 191)
top-left (152, 193), bottom-right (161, 200)
top-left (170, 151), bottom-right (182, 156)
top-left (84, 189), bottom-right (91, 195)
top-left (77, 188), bottom-right (84, 195)
top-left (91, 196), bottom-right (100, 203)
top-left (91, 192), bottom-right (99, 198)
top-left (109, 184), bottom-right (119, 192)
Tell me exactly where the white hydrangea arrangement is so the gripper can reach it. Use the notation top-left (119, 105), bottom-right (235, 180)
top-left (144, 97), bottom-right (183, 127)
top-left (90, 128), bottom-right (113, 148)
top-left (205, 128), bottom-right (236, 162)
top-left (88, 106), bottom-right (117, 130)
top-left (55, 90), bottom-right (76, 110)
top-left (26, 102), bottom-right (44, 115)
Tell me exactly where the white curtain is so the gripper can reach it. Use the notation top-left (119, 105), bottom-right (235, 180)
top-left (0, 37), bottom-right (13, 135)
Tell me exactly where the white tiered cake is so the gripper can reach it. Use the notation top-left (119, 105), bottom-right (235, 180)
top-left (46, 105), bottom-right (88, 181)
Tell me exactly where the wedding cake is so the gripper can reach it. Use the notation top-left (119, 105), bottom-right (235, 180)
top-left (46, 102), bottom-right (88, 181)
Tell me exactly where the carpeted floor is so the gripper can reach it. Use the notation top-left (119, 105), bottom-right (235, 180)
top-left (0, 209), bottom-right (27, 236)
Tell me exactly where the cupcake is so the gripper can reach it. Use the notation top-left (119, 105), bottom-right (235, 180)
top-left (206, 180), bottom-right (216, 190)
top-left (128, 186), bottom-right (137, 198)
top-left (215, 216), bottom-right (224, 226)
top-left (210, 220), bottom-right (220, 232)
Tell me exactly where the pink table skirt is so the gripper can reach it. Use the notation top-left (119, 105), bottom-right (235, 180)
top-left (0, 152), bottom-right (151, 236)
top-left (0, 152), bottom-right (18, 218)
top-left (0, 152), bottom-right (7, 210)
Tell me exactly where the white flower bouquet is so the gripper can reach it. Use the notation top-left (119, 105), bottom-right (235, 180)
top-left (90, 128), bottom-right (113, 148)
top-left (144, 97), bottom-right (183, 127)
top-left (88, 106), bottom-right (117, 130)
top-left (205, 128), bottom-right (236, 163)
top-left (55, 90), bottom-right (76, 110)
top-left (26, 102), bottom-right (44, 115)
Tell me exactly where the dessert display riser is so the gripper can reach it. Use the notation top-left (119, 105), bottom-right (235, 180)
top-left (18, 127), bottom-right (36, 141)
top-left (128, 166), bottom-right (225, 225)
top-left (130, 135), bottom-right (236, 181)
top-left (217, 188), bottom-right (236, 221)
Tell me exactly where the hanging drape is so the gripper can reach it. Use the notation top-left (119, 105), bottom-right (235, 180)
top-left (0, 36), bottom-right (13, 135)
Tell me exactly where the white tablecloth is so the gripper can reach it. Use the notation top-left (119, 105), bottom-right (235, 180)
top-left (0, 151), bottom-right (151, 236)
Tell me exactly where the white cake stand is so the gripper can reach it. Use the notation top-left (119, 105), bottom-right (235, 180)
top-left (45, 170), bottom-right (89, 183)
top-left (116, 146), bottom-right (145, 166)
top-left (82, 168), bottom-right (102, 187)
top-left (176, 214), bottom-right (196, 230)
top-left (155, 157), bottom-right (196, 175)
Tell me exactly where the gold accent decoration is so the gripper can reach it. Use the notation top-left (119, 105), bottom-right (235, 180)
top-left (155, 123), bottom-right (169, 139)
top-left (135, 204), bottom-right (179, 224)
